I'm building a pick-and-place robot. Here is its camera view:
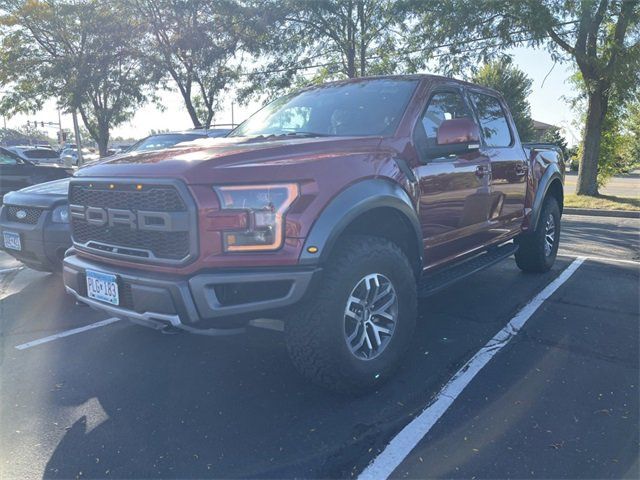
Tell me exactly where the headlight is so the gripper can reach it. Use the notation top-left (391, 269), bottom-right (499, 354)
top-left (52, 205), bottom-right (70, 223)
top-left (214, 183), bottom-right (299, 251)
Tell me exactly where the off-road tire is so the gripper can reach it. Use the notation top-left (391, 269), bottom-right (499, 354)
top-left (285, 235), bottom-right (417, 393)
top-left (515, 196), bottom-right (561, 273)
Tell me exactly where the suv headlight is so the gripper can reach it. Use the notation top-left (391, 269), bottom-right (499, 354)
top-left (214, 183), bottom-right (299, 252)
top-left (52, 205), bottom-right (70, 223)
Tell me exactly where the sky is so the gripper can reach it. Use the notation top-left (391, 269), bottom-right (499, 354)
top-left (1, 46), bottom-right (581, 146)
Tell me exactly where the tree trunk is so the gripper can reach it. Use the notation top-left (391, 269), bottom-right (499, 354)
top-left (576, 83), bottom-right (609, 196)
top-left (181, 94), bottom-right (202, 128)
top-left (358, 0), bottom-right (366, 76)
top-left (97, 120), bottom-right (110, 158)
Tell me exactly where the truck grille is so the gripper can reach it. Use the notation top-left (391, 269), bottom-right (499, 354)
top-left (7, 206), bottom-right (42, 224)
top-left (69, 181), bottom-right (195, 264)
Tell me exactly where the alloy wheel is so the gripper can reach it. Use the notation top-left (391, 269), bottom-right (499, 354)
top-left (343, 273), bottom-right (398, 360)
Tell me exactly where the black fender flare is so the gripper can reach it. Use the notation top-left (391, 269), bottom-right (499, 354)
top-left (299, 178), bottom-right (423, 270)
top-left (529, 163), bottom-right (563, 232)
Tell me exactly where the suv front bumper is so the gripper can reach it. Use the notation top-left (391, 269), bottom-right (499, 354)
top-left (0, 207), bottom-right (70, 272)
top-left (63, 254), bottom-right (320, 334)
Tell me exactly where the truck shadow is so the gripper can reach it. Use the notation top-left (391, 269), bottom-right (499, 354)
top-left (41, 261), bottom-right (569, 478)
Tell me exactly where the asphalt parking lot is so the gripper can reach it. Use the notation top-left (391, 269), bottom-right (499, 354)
top-left (1, 214), bottom-right (638, 479)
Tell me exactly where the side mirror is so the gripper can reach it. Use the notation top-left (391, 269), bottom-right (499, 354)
top-left (424, 117), bottom-right (481, 160)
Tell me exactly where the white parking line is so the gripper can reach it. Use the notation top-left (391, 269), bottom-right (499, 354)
top-left (15, 317), bottom-right (121, 350)
top-left (0, 267), bottom-right (21, 275)
top-left (583, 255), bottom-right (639, 266)
top-left (358, 257), bottom-right (586, 480)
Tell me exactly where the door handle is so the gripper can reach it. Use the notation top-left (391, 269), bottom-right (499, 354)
top-left (515, 163), bottom-right (528, 176)
top-left (475, 165), bottom-right (489, 178)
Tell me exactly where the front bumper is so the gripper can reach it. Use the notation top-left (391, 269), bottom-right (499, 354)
top-left (0, 207), bottom-right (71, 272)
top-left (63, 254), bottom-right (320, 334)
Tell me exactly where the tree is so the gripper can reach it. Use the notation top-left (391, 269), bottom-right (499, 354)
top-left (408, 0), bottom-right (640, 196)
top-left (0, 1), bottom-right (158, 156)
top-left (242, 0), bottom-right (409, 98)
top-left (132, 0), bottom-right (245, 128)
top-left (471, 58), bottom-right (535, 141)
top-left (542, 127), bottom-right (569, 159)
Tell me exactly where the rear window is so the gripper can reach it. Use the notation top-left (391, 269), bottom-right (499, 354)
top-left (469, 92), bottom-right (512, 147)
top-left (25, 150), bottom-right (60, 159)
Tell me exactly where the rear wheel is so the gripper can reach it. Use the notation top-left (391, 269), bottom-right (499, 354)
top-left (515, 196), bottom-right (561, 272)
top-left (285, 235), bottom-right (417, 393)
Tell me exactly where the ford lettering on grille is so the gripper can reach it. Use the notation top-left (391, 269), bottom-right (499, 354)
top-left (69, 206), bottom-right (173, 231)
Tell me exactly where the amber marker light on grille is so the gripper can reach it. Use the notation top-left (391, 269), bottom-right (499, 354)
top-left (136, 184), bottom-right (143, 190)
top-left (307, 246), bottom-right (318, 254)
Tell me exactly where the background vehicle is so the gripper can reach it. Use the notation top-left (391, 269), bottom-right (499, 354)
top-left (124, 130), bottom-right (222, 153)
top-left (0, 178), bottom-right (71, 271)
top-left (62, 75), bottom-right (564, 392)
top-left (7, 145), bottom-right (62, 166)
top-left (0, 131), bottom-right (217, 271)
top-left (0, 147), bottom-right (72, 201)
top-left (60, 148), bottom-right (100, 166)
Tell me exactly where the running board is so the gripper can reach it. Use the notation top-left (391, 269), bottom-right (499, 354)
top-left (418, 243), bottom-right (518, 298)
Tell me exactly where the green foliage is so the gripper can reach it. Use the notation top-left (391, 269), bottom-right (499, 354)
top-left (132, 0), bottom-right (247, 128)
top-left (541, 127), bottom-right (569, 159)
top-left (0, 126), bottom-right (52, 145)
top-left (240, 0), bottom-right (410, 100)
top-left (0, 1), bottom-right (159, 155)
top-left (471, 58), bottom-right (535, 142)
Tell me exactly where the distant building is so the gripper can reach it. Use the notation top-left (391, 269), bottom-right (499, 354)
top-left (531, 119), bottom-right (557, 141)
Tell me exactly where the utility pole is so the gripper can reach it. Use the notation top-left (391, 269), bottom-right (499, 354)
top-left (57, 107), bottom-right (64, 147)
top-left (72, 109), bottom-right (83, 165)
top-left (231, 101), bottom-right (235, 127)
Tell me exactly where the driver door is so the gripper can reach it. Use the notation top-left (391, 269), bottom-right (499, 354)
top-left (413, 89), bottom-right (494, 268)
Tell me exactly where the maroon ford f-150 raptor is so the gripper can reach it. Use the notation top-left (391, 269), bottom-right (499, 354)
top-left (63, 75), bottom-right (564, 392)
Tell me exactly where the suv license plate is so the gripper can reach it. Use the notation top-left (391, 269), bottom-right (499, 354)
top-left (3, 231), bottom-right (21, 251)
top-left (86, 269), bottom-right (119, 306)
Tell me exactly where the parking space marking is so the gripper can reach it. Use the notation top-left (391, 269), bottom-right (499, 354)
top-left (358, 257), bottom-right (586, 480)
top-left (580, 255), bottom-right (639, 266)
top-left (0, 267), bottom-right (21, 275)
top-left (14, 317), bottom-right (121, 350)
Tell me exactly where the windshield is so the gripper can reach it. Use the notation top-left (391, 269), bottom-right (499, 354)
top-left (129, 133), bottom-right (206, 153)
top-left (230, 79), bottom-right (419, 138)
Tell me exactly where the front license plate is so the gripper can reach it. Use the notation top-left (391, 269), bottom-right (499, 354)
top-left (3, 231), bottom-right (21, 251)
top-left (86, 269), bottom-right (119, 306)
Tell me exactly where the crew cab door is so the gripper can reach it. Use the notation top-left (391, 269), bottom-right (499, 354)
top-left (467, 90), bottom-right (528, 239)
top-left (413, 89), bottom-right (494, 267)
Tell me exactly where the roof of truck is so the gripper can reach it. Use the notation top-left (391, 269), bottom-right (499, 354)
top-left (314, 74), bottom-right (503, 97)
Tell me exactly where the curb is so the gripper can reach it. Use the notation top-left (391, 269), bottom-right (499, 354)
top-left (564, 208), bottom-right (640, 219)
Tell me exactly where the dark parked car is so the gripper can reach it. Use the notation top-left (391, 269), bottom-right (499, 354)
top-left (0, 178), bottom-right (71, 271)
top-left (63, 75), bottom-right (564, 392)
top-left (0, 146), bottom-right (72, 201)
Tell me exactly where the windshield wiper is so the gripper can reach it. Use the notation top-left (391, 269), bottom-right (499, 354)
top-left (279, 131), bottom-right (329, 138)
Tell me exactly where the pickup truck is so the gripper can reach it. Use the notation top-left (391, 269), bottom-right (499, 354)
top-left (62, 75), bottom-right (564, 392)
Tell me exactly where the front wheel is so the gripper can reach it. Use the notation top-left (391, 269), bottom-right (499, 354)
top-left (285, 235), bottom-right (417, 393)
top-left (515, 196), bottom-right (561, 272)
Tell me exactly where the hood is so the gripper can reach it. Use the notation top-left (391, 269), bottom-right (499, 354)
top-left (3, 178), bottom-right (70, 209)
top-left (20, 177), bottom-right (71, 195)
top-left (74, 135), bottom-right (382, 184)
